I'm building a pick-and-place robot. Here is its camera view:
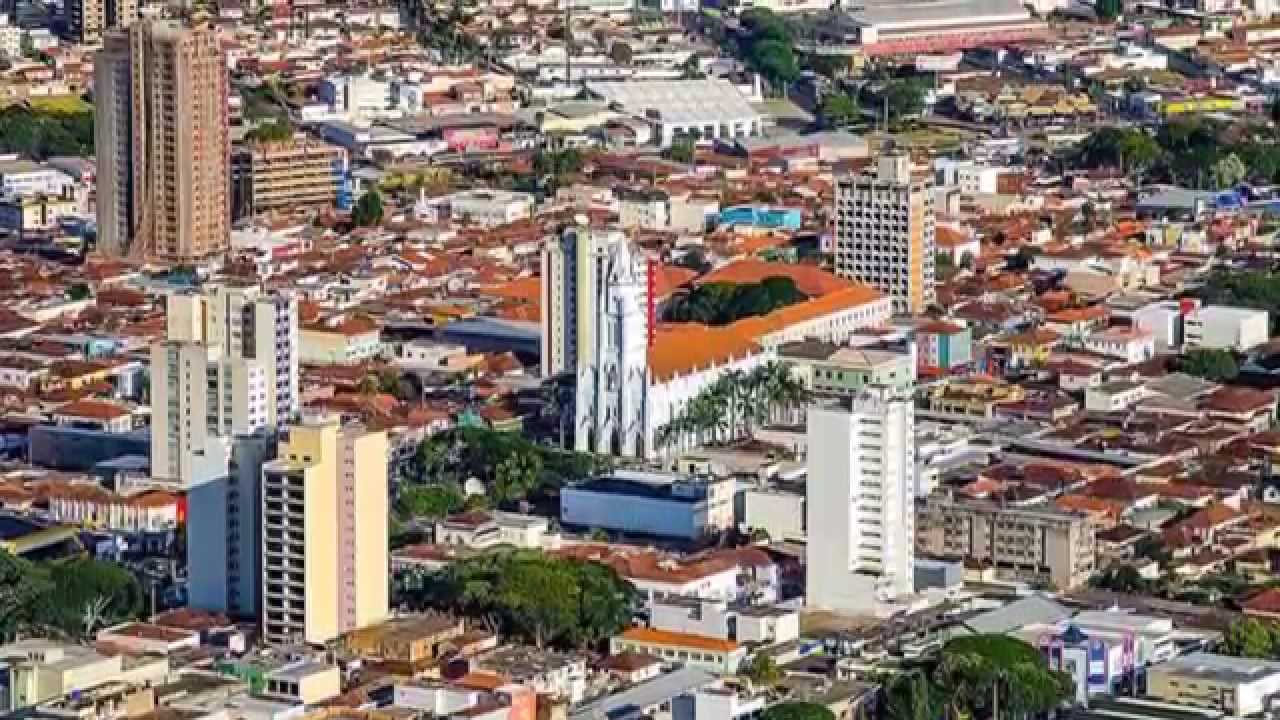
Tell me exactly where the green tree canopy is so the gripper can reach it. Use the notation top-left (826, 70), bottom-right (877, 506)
top-left (399, 549), bottom-right (636, 649)
top-left (761, 703), bottom-right (835, 720)
top-left (668, 139), bottom-right (696, 164)
top-left (397, 483), bottom-right (466, 520)
top-left (410, 427), bottom-right (604, 505)
top-left (0, 104), bottom-right (94, 159)
top-left (1177, 348), bottom-right (1239, 382)
top-left (818, 93), bottom-right (860, 128)
top-left (666, 277), bottom-right (808, 325)
top-left (1222, 618), bottom-right (1280, 659)
top-left (1096, 0), bottom-right (1122, 19)
top-left (742, 653), bottom-right (784, 686)
top-left (352, 189), bottom-right (385, 227)
top-left (37, 557), bottom-right (144, 639)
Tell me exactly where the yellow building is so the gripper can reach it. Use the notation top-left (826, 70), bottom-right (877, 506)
top-left (261, 416), bottom-right (389, 645)
top-left (926, 378), bottom-right (1026, 419)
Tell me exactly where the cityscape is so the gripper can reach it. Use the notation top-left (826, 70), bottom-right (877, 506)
top-left (7, 0), bottom-right (1280, 719)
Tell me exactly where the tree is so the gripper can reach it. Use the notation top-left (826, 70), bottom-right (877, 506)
top-left (67, 283), bottom-right (91, 301)
top-left (0, 104), bottom-right (95, 159)
top-left (742, 653), bottom-right (784, 686)
top-left (0, 551), bottom-right (50, 641)
top-left (666, 277), bottom-right (808, 325)
top-left (1095, 0), bottom-right (1122, 20)
top-left (882, 78), bottom-right (928, 122)
top-left (398, 483), bottom-right (466, 520)
top-left (1092, 564), bottom-right (1149, 594)
top-left (352, 189), bottom-right (385, 227)
top-left (36, 558), bottom-right (144, 640)
top-left (1212, 152), bottom-right (1248, 190)
top-left (668, 139), bottom-right (696, 164)
top-left (748, 40), bottom-right (799, 92)
top-left (760, 703), bottom-right (835, 720)
top-left (493, 449), bottom-right (544, 505)
top-left (1178, 348), bottom-right (1239, 382)
top-left (1223, 618), bottom-right (1277, 659)
top-left (818, 93), bottom-right (860, 128)
top-left (882, 670), bottom-right (939, 720)
top-left (399, 549), bottom-right (636, 650)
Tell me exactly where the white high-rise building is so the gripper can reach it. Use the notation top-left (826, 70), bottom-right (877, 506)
top-left (834, 151), bottom-right (936, 315)
top-left (150, 342), bottom-right (268, 485)
top-left (186, 432), bottom-right (274, 618)
top-left (166, 285), bottom-right (299, 425)
top-left (151, 284), bottom-right (299, 618)
top-left (806, 387), bottom-right (916, 615)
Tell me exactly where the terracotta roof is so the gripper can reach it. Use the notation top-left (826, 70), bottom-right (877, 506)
top-left (456, 671), bottom-right (508, 691)
top-left (305, 314), bottom-right (380, 337)
top-left (603, 651), bottom-right (662, 673)
top-left (652, 265), bottom-right (697, 300)
top-left (1245, 587), bottom-right (1280, 614)
top-left (55, 398), bottom-right (130, 420)
top-left (647, 325), bottom-right (760, 383)
top-left (695, 259), bottom-right (854, 297)
top-left (1204, 387), bottom-right (1275, 414)
top-left (617, 627), bottom-right (738, 653)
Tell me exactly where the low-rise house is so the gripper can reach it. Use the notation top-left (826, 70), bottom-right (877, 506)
top-left (1148, 653), bottom-right (1280, 716)
top-left (610, 628), bottom-right (747, 674)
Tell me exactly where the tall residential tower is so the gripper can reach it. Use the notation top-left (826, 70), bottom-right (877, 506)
top-left (834, 152), bottom-right (935, 315)
top-left (806, 387), bottom-right (916, 615)
top-left (260, 417), bottom-right (389, 645)
top-left (95, 20), bottom-right (229, 261)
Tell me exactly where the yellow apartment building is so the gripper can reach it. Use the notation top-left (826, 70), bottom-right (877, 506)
top-left (260, 415), bottom-right (388, 645)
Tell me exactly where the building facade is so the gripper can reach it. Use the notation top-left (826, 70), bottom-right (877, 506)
top-left (69, 0), bottom-right (139, 44)
top-left (151, 285), bottom-right (298, 485)
top-left (187, 432), bottom-right (274, 618)
top-left (95, 20), bottom-right (229, 261)
top-left (569, 229), bottom-right (651, 457)
top-left (231, 140), bottom-right (348, 220)
top-left (260, 417), bottom-right (389, 645)
top-left (834, 152), bottom-right (936, 315)
top-left (805, 388), bottom-right (916, 614)
top-left (915, 495), bottom-right (1097, 590)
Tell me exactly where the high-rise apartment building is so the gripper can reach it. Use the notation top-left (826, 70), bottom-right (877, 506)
top-left (231, 140), bottom-right (348, 220)
top-left (915, 495), bottom-right (1097, 590)
top-left (260, 417), bottom-right (389, 645)
top-left (806, 387), bottom-right (916, 614)
top-left (149, 341), bottom-right (268, 485)
top-left (95, 20), bottom-right (229, 261)
top-left (187, 432), bottom-right (274, 618)
top-left (150, 286), bottom-right (298, 485)
top-left (834, 151), bottom-right (935, 315)
top-left (68, 0), bottom-right (139, 44)
top-left (166, 285), bottom-right (299, 426)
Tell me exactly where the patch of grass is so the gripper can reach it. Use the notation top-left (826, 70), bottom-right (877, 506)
top-left (27, 95), bottom-right (91, 114)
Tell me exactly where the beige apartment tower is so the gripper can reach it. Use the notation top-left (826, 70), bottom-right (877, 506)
top-left (834, 151), bottom-right (936, 315)
top-left (260, 417), bottom-right (389, 645)
top-left (95, 20), bottom-right (229, 261)
top-left (69, 0), bottom-right (140, 45)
